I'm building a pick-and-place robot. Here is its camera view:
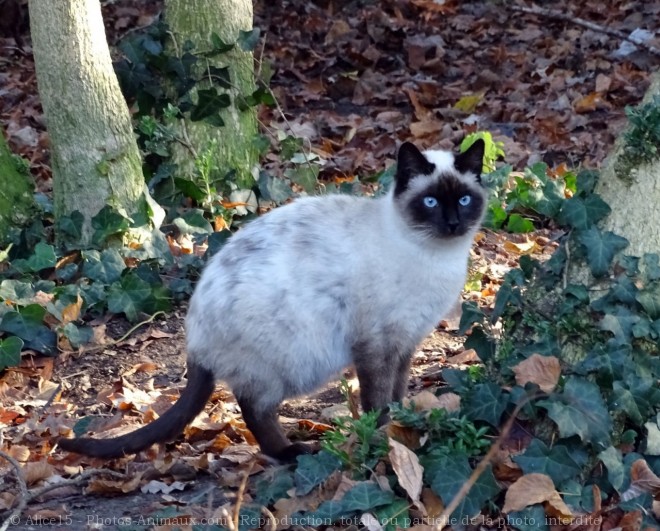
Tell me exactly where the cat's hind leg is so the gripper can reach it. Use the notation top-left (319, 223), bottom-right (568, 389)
top-left (236, 395), bottom-right (311, 462)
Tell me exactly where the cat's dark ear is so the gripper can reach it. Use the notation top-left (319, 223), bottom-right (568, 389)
top-left (395, 142), bottom-right (435, 196)
top-left (454, 139), bottom-right (485, 181)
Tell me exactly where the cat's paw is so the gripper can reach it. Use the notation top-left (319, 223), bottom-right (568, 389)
top-left (274, 442), bottom-right (313, 463)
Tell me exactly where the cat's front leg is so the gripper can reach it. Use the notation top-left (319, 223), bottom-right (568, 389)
top-left (353, 345), bottom-right (398, 426)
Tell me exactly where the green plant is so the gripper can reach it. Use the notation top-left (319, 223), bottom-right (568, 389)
top-left (615, 94), bottom-right (660, 181)
top-left (390, 403), bottom-right (491, 457)
top-left (460, 131), bottom-right (504, 173)
top-left (321, 410), bottom-right (389, 473)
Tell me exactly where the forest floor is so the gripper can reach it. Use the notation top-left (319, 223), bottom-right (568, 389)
top-left (1, 0), bottom-right (659, 529)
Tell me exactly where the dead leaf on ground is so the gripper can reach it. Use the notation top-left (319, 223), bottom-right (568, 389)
top-left (503, 473), bottom-right (572, 522)
top-left (405, 390), bottom-right (460, 413)
top-left (448, 348), bottom-right (480, 364)
top-left (512, 354), bottom-right (561, 393)
top-left (389, 438), bottom-right (424, 502)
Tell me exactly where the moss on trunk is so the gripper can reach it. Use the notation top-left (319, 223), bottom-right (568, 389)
top-left (0, 134), bottom-right (35, 242)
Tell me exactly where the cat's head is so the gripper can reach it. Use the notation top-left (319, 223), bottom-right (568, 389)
top-left (393, 140), bottom-right (487, 240)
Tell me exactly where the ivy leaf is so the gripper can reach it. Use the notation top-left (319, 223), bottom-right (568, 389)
top-left (55, 210), bottom-right (84, 241)
top-left (600, 306), bottom-right (639, 345)
top-left (642, 253), bottom-right (660, 281)
top-left (254, 470), bottom-right (294, 506)
top-left (62, 323), bottom-right (94, 349)
top-left (462, 383), bottom-right (507, 426)
top-left (636, 284), bottom-right (660, 319)
top-left (373, 498), bottom-right (410, 531)
top-left (107, 273), bottom-right (152, 322)
top-left (0, 280), bottom-right (35, 305)
top-left (584, 194), bottom-right (611, 224)
top-left (207, 66), bottom-right (231, 88)
top-left (174, 177), bottom-right (207, 202)
top-left (598, 446), bottom-right (625, 492)
top-left (82, 249), bottom-right (126, 284)
top-left (539, 377), bottom-right (612, 448)
top-left (576, 169), bottom-right (598, 196)
top-left (305, 482), bottom-right (394, 523)
top-left (190, 88), bottom-right (230, 122)
top-left (506, 214), bottom-right (535, 233)
top-left (285, 165), bottom-right (319, 194)
top-left (425, 453), bottom-right (500, 520)
top-left (513, 439), bottom-right (582, 485)
top-left (208, 33), bottom-right (235, 55)
top-left (578, 227), bottom-right (629, 277)
top-left (12, 242), bottom-right (57, 273)
top-left (458, 301), bottom-right (486, 334)
top-left (91, 205), bottom-right (131, 246)
top-left (24, 326), bottom-right (57, 356)
top-left (295, 451), bottom-right (342, 496)
top-left (463, 326), bottom-right (495, 362)
top-left (238, 27), bottom-right (261, 52)
top-left (0, 336), bottom-right (23, 370)
top-left (610, 276), bottom-right (638, 305)
top-left (258, 172), bottom-right (293, 204)
top-left (0, 304), bottom-right (46, 341)
top-left (340, 482), bottom-right (396, 512)
top-left (557, 196), bottom-right (588, 229)
top-left (173, 209), bottom-right (213, 235)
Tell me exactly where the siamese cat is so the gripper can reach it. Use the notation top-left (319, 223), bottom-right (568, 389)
top-left (59, 139), bottom-right (487, 462)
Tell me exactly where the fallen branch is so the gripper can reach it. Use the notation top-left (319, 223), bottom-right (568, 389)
top-left (508, 4), bottom-right (660, 58)
top-left (0, 450), bottom-right (28, 531)
top-left (0, 454), bottom-right (128, 531)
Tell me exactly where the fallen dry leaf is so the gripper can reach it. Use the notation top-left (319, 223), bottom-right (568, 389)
top-left (405, 390), bottom-right (460, 413)
top-left (60, 295), bottom-right (82, 324)
top-left (87, 473), bottom-right (143, 495)
top-left (503, 473), bottom-right (572, 522)
top-left (512, 354), bottom-right (561, 393)
top-left (449, 348), bottom-right (480, 364)
top-left (389, 438), bottom-right (424, 502)
top-left (617, 509), bottom-right (642, 531)
top-left (23, 460), bottom-right (55, 486)
top-left (503, 239), bottom-right (539, 255)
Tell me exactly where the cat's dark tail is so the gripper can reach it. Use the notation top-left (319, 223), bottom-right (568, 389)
top-left (58, 363), bottom-right (215, 458)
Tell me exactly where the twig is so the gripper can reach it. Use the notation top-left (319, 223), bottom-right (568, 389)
top-left (434, 393), bottom-right (543, 530)
top-left (28, 469), bottom-right (127, 501)
top-left (232, 461), bottom-right (255, 530)
top-left (0, 451), bottom-right (28, 531)
top-left (0, 452), bottom-right (126, 531)
top-left (59, 310), bottom-right (166, 358)
top-left (508, 4), bottom-right (660, 58)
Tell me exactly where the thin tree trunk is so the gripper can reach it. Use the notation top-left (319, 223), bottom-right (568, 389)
top-left (595, 72), bottom-right (660, 257)
top-left (0, 133), bottom-right (35, 242)
top-left (29, 0), bottom-right (161, 246)
top-left (165, 0), bottom-right (259, 189)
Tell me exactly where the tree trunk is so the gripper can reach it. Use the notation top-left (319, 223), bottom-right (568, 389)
top-left (0, 133), bottom-right (35, 242)
top-left (594, 72), bottom-right (660, 257)
top-left (29, 0), bottom-right (162, 246)
top-left (164, 0), bottom-right (259, 189)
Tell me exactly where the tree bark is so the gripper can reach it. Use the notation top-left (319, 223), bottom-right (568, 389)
top-left (595, 72), bottom-right (660, 257)
top-left (29, 0), bottom-right (162, 246)
top-left (0, 133), bottom-right (35, 242)
top-left (164, 0), bottom-right (259, 189)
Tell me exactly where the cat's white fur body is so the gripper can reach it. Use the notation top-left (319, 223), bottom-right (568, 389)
top-left (186, 149), bottom-right (481, 413)
top-left (58, 140), bottom-right (488, 460)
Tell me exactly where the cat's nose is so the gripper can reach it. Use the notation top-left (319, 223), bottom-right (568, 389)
top-left (447, 222), bottom-right (459, 234)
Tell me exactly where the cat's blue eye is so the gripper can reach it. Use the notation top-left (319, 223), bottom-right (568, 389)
top-left (423, 196), bottom-right (438, 208)
top-left (458, 195), bottom-right (471, 207)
